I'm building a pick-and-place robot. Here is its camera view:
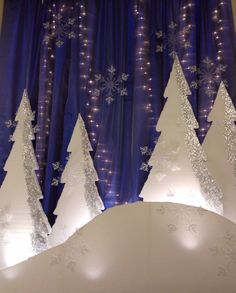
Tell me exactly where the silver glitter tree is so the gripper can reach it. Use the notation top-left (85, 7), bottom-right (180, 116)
top-left (0, 90), bottom-right (51, 269)
top-left (203, 82), bottom-right (236, 222)
top-left (49, 114), bottom-right (104, 247)
top-left (140, 56), bottom-right (223, 215)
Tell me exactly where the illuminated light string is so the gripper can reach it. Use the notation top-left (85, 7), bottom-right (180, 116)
top-left (36, 5), bottom-right (55, 185)
top-left (134, 3), bottom-right (153, 119)
top-left (36, 2), bottom-right (88, 186)
top-left (197, 1), bottom-right (228, 139)
top-left (83, 17), bottom-right (125, 202)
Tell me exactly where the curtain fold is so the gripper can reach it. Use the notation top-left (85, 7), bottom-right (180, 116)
top-left (0, 0), bottom-right (235, 224)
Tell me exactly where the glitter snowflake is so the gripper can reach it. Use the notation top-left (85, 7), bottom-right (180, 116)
top-left (4, 120), bottom-right (17, 129)
top-left (140, 162), bottom-right (150, 172)
top-left (156, 22), bottom-right (192, 58)
top-left (92, 66), bottom-right (129, 104)
top-left (51, 162), bottom-right (64, 186)
top-left (140, 146), bottom-right (152, 172)
top-left (140, 146), bottom-right (152, 157)
top-left (188, 57), bottom-right (228, 97)
top-left (43, 13), bottom-right (79, 47)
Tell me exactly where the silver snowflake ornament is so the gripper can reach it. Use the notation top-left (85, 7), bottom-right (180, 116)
top-left (43, 11), bottom-right (79, 47)
top-left (140, 162), bottom-right (150, 172)
top-left (156, 22), bottom-right (192, 58)
top-left (92, 66), bottom-right (129, 104)
top-left (51, 177), bottom-right (61, 186)
top-left (5, 119), bottom-right (17, 128)
top-left (188, 57), bottom-right (227, 97)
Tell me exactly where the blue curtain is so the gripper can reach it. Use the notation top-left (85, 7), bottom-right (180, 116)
top-left (0, 0), bottom-right (236, 225)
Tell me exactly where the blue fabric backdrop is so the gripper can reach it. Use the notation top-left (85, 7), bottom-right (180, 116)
top-left (0, 0), bottom-right (236, 225)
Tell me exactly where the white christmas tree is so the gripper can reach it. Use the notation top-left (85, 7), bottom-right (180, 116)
top-left (140, 56), bottom-right (223, 214)
top-left (203, 82), bottom-right (236, 222)
top-left (0, 89), bottom-right (51, 269)
top-left (49, 114), bottom-right (104, 247)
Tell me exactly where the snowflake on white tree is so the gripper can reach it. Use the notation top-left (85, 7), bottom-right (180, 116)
top-left (92, 65), bottom-right (129, 104)
top-left (210, 232), bottom-right (236, 276)
top-left (0, 206), bottom-right (11, 241)
top-left (156, 21), bottom-right (192, 58)
top-left (188, 57), bottom-right (228, 97)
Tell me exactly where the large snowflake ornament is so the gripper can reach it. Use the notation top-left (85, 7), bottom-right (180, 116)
top-left (92, 66), bottom-right (129, 104)
top-left (188, 57), bottom-right (227, 97)
top-left (156, 22), bottom-right (192, 58)
top-left (43, 13), bottom-right (79, 47)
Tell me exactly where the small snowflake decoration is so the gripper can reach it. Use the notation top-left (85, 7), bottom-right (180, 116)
top-left (5, 120), bottom-right (17, 129)
top-left (92, 66), bottom-right (129, 104)
top-left (156, 22), bottom-right (192, 58)
top-left (188, 57), bottom-right (228, 97)
top-left (51, 161), bottom-right (66, 186)
top-left (140, 162), bottom-right (150, 172)
top-left (43, 13), bottom-right (79, 47)
top-left (140, 146), bottom-right (152, 172)
top-left (140, 146), bottom-right (152, 157)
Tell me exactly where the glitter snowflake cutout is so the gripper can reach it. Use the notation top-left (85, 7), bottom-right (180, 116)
top-left (140, 146), bottom-right (152, 172)
top-left (140, 162), bottom-right (150, 172)
top-left (92, 65), bottom-right (129, 104)
top-left (156, 22), bottom-right (192, 58)
top-left (188, 57), bottom-right (228, 97)
top-left (4, 120), bottom-right (17, 129)
top-left (140, 146), bottom-right (152, 157)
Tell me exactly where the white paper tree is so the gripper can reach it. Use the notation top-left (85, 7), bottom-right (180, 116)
top-left (0, 89), bottom-right (51, 269)
top-left (140, 56), bottom-right (223, 214)
top-left (49, 114), bottom-right (104, 247)
top-left (203, 82), bottom-right (236, 222)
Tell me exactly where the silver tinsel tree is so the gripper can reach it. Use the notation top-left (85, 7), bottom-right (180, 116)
top-left (141, 56), bottom-right (223, 214)
top-left (0, 90), bottom-right (51, 269)
top-left (49, 114), bottom-right (104, 247)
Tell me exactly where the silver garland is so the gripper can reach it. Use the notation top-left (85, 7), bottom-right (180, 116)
top-left (220, 82), bottom-right (236, 177)
top-left (174, 57), bottom-right (223, 214)
top-left (20, 91), bottom-right (51, 253)
top-left (78, 116), bottom-right (104, 218)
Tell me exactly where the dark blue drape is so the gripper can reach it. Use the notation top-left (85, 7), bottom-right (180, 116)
top-left (0, 0), bottom-right (236, 225)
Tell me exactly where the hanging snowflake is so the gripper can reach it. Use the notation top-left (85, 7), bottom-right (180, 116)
top-left (51, 162), bottom-right (64, 186)
top-left (156, 22), bottom-right (192, 58)
top-left (188, 57), bottom-right (228, 97)
top-left (140, 146), bottom-right (152, 172)
top-left (43, 13), bottom-right (79, 47)
top-left (51, 157), bottom-right (70, 187)
top-left (140, 146), bottom-right (152, 157)
top-left (4, 120), bottom-right (17, 129)
top-left (91, 66), bottom-right (129, 104)
top-left (140, 162), bottom-right (150, 172)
